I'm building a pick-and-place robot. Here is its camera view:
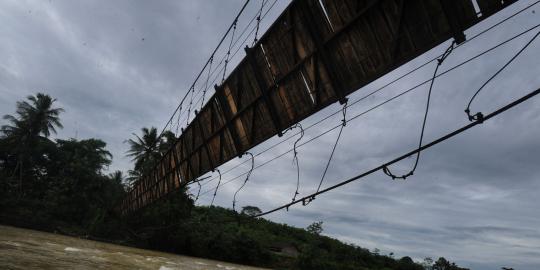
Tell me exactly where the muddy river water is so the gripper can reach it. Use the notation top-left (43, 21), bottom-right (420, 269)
top-left (0, 225), bottom-right (266, 270)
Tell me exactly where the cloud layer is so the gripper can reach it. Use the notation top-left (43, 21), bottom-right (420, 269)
top-left (1, 1), bottom-right (539, 269)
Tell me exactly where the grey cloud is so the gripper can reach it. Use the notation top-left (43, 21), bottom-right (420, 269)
top-left (2, 1), bottom-right (540, 270)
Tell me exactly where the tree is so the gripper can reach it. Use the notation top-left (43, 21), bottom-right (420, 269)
top-left (159, 130), bottom-right (177, 155)
top-left (109, 170), bottom-right (124, 185)
top-left (126, 127), bottom-right (161, 174)
top-left (1, 93), bottom-right (64, 139)
top-left (1, 93), bottom-right (64, 193)
top-left (432, 257), bottom-right (469, 270)
top-left (47, 138), bottom-right (113, 223)
top-left (422, 257), bottom-right (434, 270)
top-left (307, 221), bottom-right (324, 235)
top-left (399, 256), bottom-right (424, 270)
top-left (241, 206), bottom-right (262, 216)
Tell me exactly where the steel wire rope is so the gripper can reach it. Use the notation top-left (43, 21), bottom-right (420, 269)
top-left (194, 180), bottom-right (202, 203)
top-left (252, 0), bottom-right (266, 45)
top-left (280, 123), bottom-right (305, 205)
top-left (232, 152), bottom-right (255, 212)
top-left (210, 169), bottom-right (222, 206)
top-left (382, 41), bottom-right (455, 180)
top-left (303, 100), bottom-right (348, 206)
top-left (465, 29), bottom-right (540, 122)
top-left (222, 20), bottom-right (238, 84)
top-left (200, 55), bottom-right (214, 110)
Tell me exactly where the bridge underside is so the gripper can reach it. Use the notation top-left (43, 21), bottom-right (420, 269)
top-left (119, 0), bottom-right (517, 214)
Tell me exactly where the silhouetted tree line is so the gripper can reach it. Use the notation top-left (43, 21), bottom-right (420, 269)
top-left (0, 93), bottom-right (469, 270)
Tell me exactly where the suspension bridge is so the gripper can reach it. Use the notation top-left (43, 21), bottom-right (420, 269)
top-left (118, 0), bottom-right (539, 215)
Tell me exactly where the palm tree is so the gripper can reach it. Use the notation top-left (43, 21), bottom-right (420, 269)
top-left (126, 127), bottom-right (162, 174)
top-left (1, 93), bottom-right (64, 193)
top-left (108, 170), bottom-right (128, 191)
top-left (109, 170), bottom-right (124, 184)
top-left (2, 93), bottom-right (63, 139)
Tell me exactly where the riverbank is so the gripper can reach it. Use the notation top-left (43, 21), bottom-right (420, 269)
top-left (0, 225), bottom-right (267, 270)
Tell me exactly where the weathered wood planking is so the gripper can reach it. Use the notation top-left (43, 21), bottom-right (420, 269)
top-left (119, 0), bottom-right (517, 214)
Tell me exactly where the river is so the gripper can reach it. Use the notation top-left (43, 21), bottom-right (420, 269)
top-left (0, 225), bottom-right (266, 270)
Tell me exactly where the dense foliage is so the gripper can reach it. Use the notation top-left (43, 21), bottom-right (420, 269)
top-left (0, 93), bottom-right (468, 270)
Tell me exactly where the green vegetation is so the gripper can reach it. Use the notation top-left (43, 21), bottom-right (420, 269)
top-left (0, 93), bottom-right (468, 270)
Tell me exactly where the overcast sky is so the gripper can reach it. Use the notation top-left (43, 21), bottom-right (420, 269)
top-left (1, 1), bottom-right (540, 269)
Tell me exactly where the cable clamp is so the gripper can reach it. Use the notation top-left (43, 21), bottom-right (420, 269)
top-left (465, 109), bottom-right (485, 123)
top-left (302, 195), bottom-right (316, 206)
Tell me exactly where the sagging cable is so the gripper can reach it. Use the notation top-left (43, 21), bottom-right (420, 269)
top-left (174, 105), bottom-right (183, 136)
top-left (210, 169), bottom-right (222, 207)
top-left (304, 100), bottom-right (348, 206)
top-left (232, 152), bottom-right (255, 211)
top-left (194, 179), bottom-right (202, 203)
top-left (222, 20), bottom-right (238, 84)
top-left (201, 55), bottom-right (214, 109)
top-left (186, 86), bottom-right (195, 125)
top-left (281, 124), bottom-right (305, 210)
top-left (383, 41), bottom-right (455, 180)
top-left (465, 30), bottom-right (540, 123)
top-left (252, 0), bottom-right (266, 45)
